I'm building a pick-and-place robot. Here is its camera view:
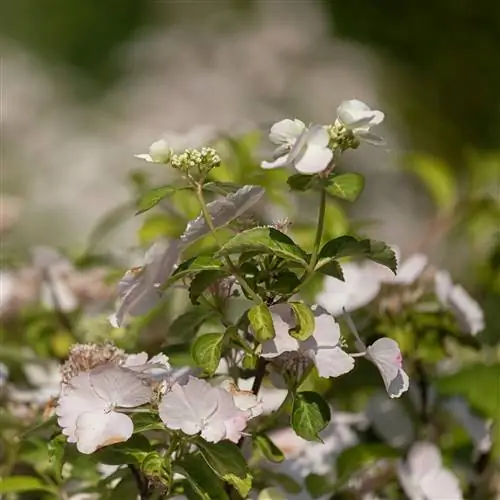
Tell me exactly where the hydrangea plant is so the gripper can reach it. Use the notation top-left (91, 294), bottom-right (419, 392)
top-left (0, 99), bottom-right (497, 500)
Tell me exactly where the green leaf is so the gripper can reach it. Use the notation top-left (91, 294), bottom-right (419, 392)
top-left (305, 473), bottom-right (334, 499)
top-left (191, 333), bottom-right (225, 375)
top-left (93, 434), bottom-right (152, 465)
top-left (287, 173), bottom-right (321, 192)
top-left (48, 434), bottom-right (66, 480)
top-left (132, 412), bottom-right (166, 433)
top-left (264, 470), bottom-right (302, 493)
top-left (436, 364), bottom-right (500, 417)
top-left (316, 259), bottom-right (344, 280)
top-left (135, 185), bottom-right (180, 215)
top-left (0, 476), bottom-right (57, 494)
top-left (248, 303), bottom-right (276, 342)
top-left (216, 227), bottom-right (308, 267)
top-left (167, 307), bottom-right (215, 345)
top-left (189, 270), bottom-right (228, 304)
top-left (196, 439), bottom-right (252, 497)
top-left (317, 235), bottom-right (397, 274)
top-left (325, 173), bottom-right (365, 202)
top-left (292, 391), bottom-right (331, 441)
top-left (288, 302), bottom-right (315, 341)
top-left (178, 454), bottom-right (229, 500)
top-left (167, 256), bottom-right (224, 286)
top-left (254, 433), bottom-right (285, 463)
top-left (336, 443), bottom-right (399, 487)
top-left (405, 154), bottom-right (457, 211)
top-left (270, 271), bottom-right (301, 294)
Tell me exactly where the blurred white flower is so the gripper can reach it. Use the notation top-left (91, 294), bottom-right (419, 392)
top-left (159, 376), bottom-right (249, 443)
top-left (316, 261), bottom-right (383, 316)
top-left (435, 270), bottom-right (484, 336)
top-left (366, 338), bottom-right (409, 398)
top-left (261, 120), bottom-right (333, 174)
top-left (9, 360), bottom-right (61, 405)
top-left (261, 304), bottom-right (355, 378)
top-left (0, 361), bottom-right (9, 388)
top-left (56, 364), bottom-right (152, 454)
top-left (397, 442), bottom-right (463, 500)
top-left (365, 391), bottom-right (415, 448)
top-left (316, 248), bottom-right (427, 316)
top-left (336, 99), bottom-right (384, 145)
top-left (444, 397), bottom-right (492, 454)
top-left (123, 352), bottom-right (173, 381)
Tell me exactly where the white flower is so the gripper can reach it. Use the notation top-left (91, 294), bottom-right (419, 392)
top-left (435, 270), bottom-right (484, 336)
top-left (269, 414), bottom-right (363, 478)
top-left (159, 376), bottom-right (249, 443)
top-left (123, 352), bottom-right (173, 380)
top-left (110, 241), bottom-right (182, 328)
top-left (220, 379), bottom-right (264, 419)
top-left (397, 442), bottom-right (463, 500)
top-left (9, 360), bottom-right (61, 405)
top-left (316, 248), bottom-right (427, 316)
top-left (316, 261), bottom-right (383, 316)
top-left (261, 119), bottom-right (333, 174)
top-left (261, 304), bottom-right (355, 378)
top-left (56, 364), bottom-right (152, 454)
top-left (336, 99), bottom-right (384, 145)
top-left (32, 246), bottom-right (78, 312)
top-left (366, 338), bottom-right (409, 398)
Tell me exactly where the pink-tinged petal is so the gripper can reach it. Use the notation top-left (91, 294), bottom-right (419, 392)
top-left (223, 414), bottom-right (248, 443)
top-left (159, 377), bottom-right (217, 435)
top-left (367, 338), bottom-right (409, 398)
top-left (75, 411), bottom-right (133, 454)
top-left (393, 254), bottom-right (428, 285)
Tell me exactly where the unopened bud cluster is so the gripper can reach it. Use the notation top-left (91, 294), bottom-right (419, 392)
top-left (327, 122), bottom-right (361, 152)
top-left (170, 147), bottom-right (221, 174)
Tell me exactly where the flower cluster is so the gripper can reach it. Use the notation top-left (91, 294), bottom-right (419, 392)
top-left (261, 99), bottom-right (384, 174)
top-left (56, 342), bottom-right (262, 454)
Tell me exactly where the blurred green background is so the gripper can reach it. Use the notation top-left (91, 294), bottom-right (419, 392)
top-left (1, 0), bottom-right (499, 340)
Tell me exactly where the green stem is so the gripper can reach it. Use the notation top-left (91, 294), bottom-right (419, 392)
top-left (195, 184), bottom-right (262, 304)
top-left (309, 187), bottom-right (327, 272)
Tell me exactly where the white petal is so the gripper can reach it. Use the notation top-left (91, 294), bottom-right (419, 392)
top-left (89, 365), bottom-right (152, 408)
top-left (159, 377), bottom-right (217, 435)
top-left (313, 346), bottom-right (355, 378)
top-left (294, 143), bottom-right (333, 174)
top-left (367, 338), bottom-right (409, 398)
top-left (268, 119), bottom-right (306, 145)
top-left (337, 99), bottom-right (377, 128)
top-left (134, 153), bottom-right (154, 162)
top-left (420, 468), bottom-right (463, 500)
top-left (261, 304), bottom-right (300, 358)
top-left (75, 411), bottom-right (133, 454)
top-left (355, 130), bottom-right (385, 145)
top-left (56, 373), bottom-right (107, 442)
top-left (394, 253), bottom-right (428, 285)
top-left (449, 285), bottom-right (484, 336)
top-left (309, 309), bottom-right (341, 347)
top-left (407, 442), bottom-right (442, 482)
top-left (434, 270), bottom-right (453, 306)
top-left (260, 155), bottom-right (291, 170)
